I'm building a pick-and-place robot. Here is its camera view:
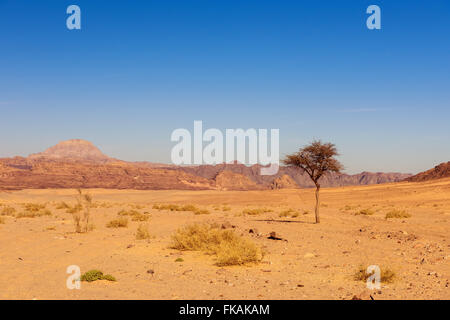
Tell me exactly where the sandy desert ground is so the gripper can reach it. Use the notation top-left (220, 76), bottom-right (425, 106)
top-left (0, 178), bottom-right (449, 300)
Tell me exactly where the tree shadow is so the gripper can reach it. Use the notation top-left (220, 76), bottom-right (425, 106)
top-left (253, 219), bottom-right (316, 225)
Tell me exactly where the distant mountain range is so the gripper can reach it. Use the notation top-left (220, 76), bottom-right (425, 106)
top-left (0, 139), bottom-right (418, 191)
top-left (406, 161), bottom-right (450, 182)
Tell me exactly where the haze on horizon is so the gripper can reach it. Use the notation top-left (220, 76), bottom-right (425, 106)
top-left (0, 1), bottom-right (449, 175)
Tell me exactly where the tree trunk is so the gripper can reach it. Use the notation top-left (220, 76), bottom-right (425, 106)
top-left (314, 184), bottom-right (321, 223)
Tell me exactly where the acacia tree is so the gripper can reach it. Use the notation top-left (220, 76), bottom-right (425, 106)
top-left (283, 140), bottom-right (343, 223)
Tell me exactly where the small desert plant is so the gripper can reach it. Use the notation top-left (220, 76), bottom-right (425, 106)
top-left (55, 201), bottom-right (71, 210)
top-left (81, 270), bottom-right (116, 282)
top-left (170, 223), bottom-right (263, 266)
top-left (136, 224), bottom-right (151, 240)
top-left (242, 207), bottom-right (273, 215)
top-left (175, 257), bottom-right (184, 262)
top-left (107, 217), bottom-right (128, 228)
top-left (0, 217), bottom-right (5, 224)
top-left (355, 208), bottom-right (375, 216)
top-left (118, 209), bottom-right (149, 221)
top-left (222, 206), bottom-right (231, 212)
top-left (22, 203), bottom-right (46, 212)
top-left (16, 209), bottom-right (52, 218)
top-left (153, 203), bottom-right (210, 215)
top-left (1, 206), bottom-right (16, 216)
top-left (385, 209), bottom-right (411, 219)
top-left (117, 209), bottom-right (140, 216)
top-left (193, 208), bottom-right (211, 215)
top-left (279, 208), bottom-right (299, 218)
top-left (132, 213), bottom-right (150, 221)
top-left (70, 189), bottom-right (93, 233)
top-left (154, 203), bottom-right (195, 211)
top-left (353, 265), bottom-right (396, 283)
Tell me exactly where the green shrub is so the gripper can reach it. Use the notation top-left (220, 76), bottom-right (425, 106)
top-left (81, 270), bottom-right (116, 282)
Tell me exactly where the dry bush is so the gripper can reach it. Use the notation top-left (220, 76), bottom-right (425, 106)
top-left (170, 223), bottom-right (263, 266)
top-left (16, 209), bottom-right (52, 218)
top-left (353, 265), bottom-right (396, 283)
top-left (193, 208), bottom-right (211, 215)
top-left (55, 202), bottom-right (70, 210)
top-left (132, 213), bottom-right (150, 221)
top-left (118, 209), bottom-right (149, 221)
top-left (355, 208), bottom-right (375, 216)
top-left (279, 208), bottom-right (299, 218)
top-left (0, 217), bottom-right (5, 224)
top-left (385, 209), bottom-right (411, 219)
top-left (69, 189), bottom-right (93, 233)
top-left (153, 203), bottom-right (209, 215)
top-left (1, 206), bottom-right (16, 216)
top-left (153, 203), bottom-right (196, 212)
top-left (107, 217), bottom-right (128, 228)
top-left (22, 203), bottom-right (46, 212)
top-left (118, 209), bottom-right (139, 216)
top-left (136, 224), bottom-right (151, 240)
top-left (242, 207), bottom-right (273, 215)
top-left (222, 206), bottom-right (231, 212)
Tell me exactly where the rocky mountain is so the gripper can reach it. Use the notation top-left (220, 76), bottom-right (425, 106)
top-left (406, 162), bottom-right (450, 182)
top-left (0, 139), bottom-right (413, 191)
top-left (214, 170), bottom-right (264, 191)
top-left (28, 139), bottom-right (112, 162)
top-left (181, 163), bottom-right (412, 189)
top-left (0, 156), bottom-right (214, 191)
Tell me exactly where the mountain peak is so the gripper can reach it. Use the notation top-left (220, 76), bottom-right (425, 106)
top-left (28, 139), bottom-right (110, 162)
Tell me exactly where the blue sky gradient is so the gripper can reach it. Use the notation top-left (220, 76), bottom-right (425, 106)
top-left (0, 0), bottom-right (449, 174)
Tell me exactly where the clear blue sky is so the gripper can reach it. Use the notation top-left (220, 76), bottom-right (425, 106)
top-left (0, 0), bottom-right (449, 174)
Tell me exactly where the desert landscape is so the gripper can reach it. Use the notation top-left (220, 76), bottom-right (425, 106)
top-left (2, 1), bottom-right (449, 304)
top-left (0, 176), bottom-right (449, 300)
top-left (0, 140), bottom-right (449, 300)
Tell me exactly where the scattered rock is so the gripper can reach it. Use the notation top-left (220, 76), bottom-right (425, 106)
top-left (221, 222), bottom-right (233, 229)
top-left (267, 232), bottom-right (286, 241)
top-left (303, 253), bottom-right (316, 259)
top-left (126, 244), bottom-right (134, 249)
top-left (351, 289), bottom-right (374, 300)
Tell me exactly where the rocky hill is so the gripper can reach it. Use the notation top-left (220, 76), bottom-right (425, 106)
top-left (0, 139), bottom-right (413, 191)
top-left (181, 163), bottom-right (411, 189)
top-left (406, 162), bottom-right (450, 182)
top-left (28, 139), bottom-right (111, 162)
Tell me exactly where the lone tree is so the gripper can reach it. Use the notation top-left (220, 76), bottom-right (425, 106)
top-left (283, 140), bottom-right (343, 223)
